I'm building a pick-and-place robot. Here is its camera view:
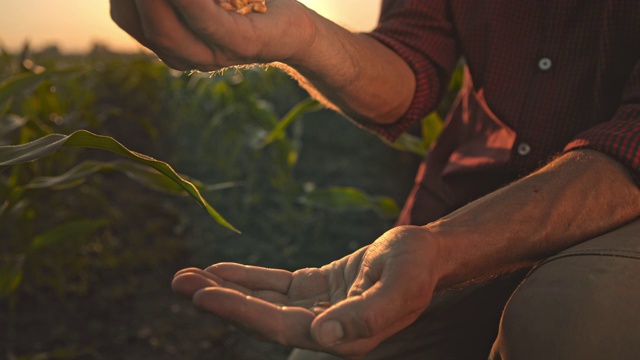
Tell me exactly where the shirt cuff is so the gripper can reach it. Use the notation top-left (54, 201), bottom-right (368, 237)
top-left (564, 104), bottom-right (640, 186)
top-left (348, 32), bottom-right (444, 142)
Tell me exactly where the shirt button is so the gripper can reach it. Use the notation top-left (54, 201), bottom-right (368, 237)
top-left (538, 57), bottom-right (552, 71)
top-left (517, 142), bottom-right (532, 156)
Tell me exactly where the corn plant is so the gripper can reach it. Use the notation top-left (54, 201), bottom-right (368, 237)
top-left (2, 45), bottom-right (463, 359)
top-left (0, 67), bottom-right (245, 301)
top-left (0, 43), bottom-right (429, 301)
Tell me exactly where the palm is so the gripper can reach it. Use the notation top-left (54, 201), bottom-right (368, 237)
top-left (284, 246), bottom-right (368, 309)
top-left (171, 246), bottom-right (368, 352)
top-left (214, 0), bottom-right (318, 63)
top-left (172, 226), bottom-right (438, 358)
top-left (110, 0), bottom-right (317, 71)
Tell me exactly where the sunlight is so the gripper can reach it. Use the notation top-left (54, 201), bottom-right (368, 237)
top-left (298, 0), bottom-right (381, 32)
top-left (0, 0), bottom-right (143, 53)
top-left (0, 0), bottom-right (381, 53)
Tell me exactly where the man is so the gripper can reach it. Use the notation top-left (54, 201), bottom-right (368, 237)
top-left (111, 1), bottom-right (640, 358)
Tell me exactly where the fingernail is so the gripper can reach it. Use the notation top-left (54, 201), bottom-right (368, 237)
top-left (317, 320), bottom-right (344, 347)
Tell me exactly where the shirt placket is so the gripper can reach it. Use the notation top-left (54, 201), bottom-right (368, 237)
top-left (511, 1), bottom-right (563, 174)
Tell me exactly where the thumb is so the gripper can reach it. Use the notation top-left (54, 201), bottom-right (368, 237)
top-left (310, 271), bottom-right (433, 348)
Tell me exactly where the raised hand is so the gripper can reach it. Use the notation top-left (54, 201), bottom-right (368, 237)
top-left (172, 226), bottom-right (441, 359)
top-left (110, 0), bottom-right (417, 124)
top-left (109, 0), bottom-right (318, 71)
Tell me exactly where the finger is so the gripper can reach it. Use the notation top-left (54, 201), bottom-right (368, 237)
top-left (205, 262), bottom-right (293, 293)
top-left (173, 268), bottom-right (290, 304)
top-left (172, 268), bottom-right (221, 296)
top-left (110, 0), bottom-right (191, 69)
top-left (110, 0), bottom-right (147, 45)
top-left (193, 286), bottom-right (320, 348)
top-left (133, 0), bottom-right (218, 70)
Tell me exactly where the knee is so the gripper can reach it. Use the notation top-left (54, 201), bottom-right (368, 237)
top-left (491, 253), bottom-right (640, 360)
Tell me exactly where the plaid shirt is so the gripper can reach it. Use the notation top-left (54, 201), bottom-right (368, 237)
top-left (363, 0), bottom-right (640, 180)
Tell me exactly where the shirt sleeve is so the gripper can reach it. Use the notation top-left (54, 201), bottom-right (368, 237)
top-left (357, 0), bottom-right (460, 141)
top-left (564, 59), bottom-right (640, 185)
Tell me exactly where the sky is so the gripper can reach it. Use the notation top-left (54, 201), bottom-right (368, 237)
top-left (0, 0), bottom-right (381, 53)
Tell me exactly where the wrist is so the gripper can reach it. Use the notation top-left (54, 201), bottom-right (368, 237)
top-left (273, 2), bottom-right (321, 65)
top-left (285, 10), bottom-right (360, 89)
top-left (382, 225), bottom-right (450, 293)
top-left (284, 18), bottom-right (414, 123)
top-left (413, 224), bottom-right (456, 291)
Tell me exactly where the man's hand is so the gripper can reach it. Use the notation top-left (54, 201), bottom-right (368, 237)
top-left (172, 226), bottom-right (441, 359)
top-left (110, 0), bottom-right (416, 124)
top-left (110, 0), bottom-right (317, 71)
top-left (173, 150), bottom-right (639, 358)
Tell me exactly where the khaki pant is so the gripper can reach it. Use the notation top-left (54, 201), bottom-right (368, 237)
top-left (289, 217), bottom-right (640, 360)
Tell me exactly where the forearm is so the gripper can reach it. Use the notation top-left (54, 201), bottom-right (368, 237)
top-left (426, 149), bottom-right (640, 289)
top-left (276, 8), bottom-right (415, 124)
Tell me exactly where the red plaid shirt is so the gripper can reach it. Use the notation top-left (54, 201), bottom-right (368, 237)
top-left (363, 0), bottom-right (640, 181)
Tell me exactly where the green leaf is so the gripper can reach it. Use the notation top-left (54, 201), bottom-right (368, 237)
top-left (305, 187), bottom-right (370, 208)
top-left (0, 255), bottom-right (25, 298)
top-left (386, 133), bottom-right (428, 157)
top-left (25, 159), bottom-right (237, 194)
top-left (24, 160), bottom-right (104, 190)
top-left (0, 132), bottom-right (67, 166)
top-left (0, 97), bottom-right (12, 116)
top-left (110, 160), bottom-right (192, 194)
top-left (383, 111), bottom-right (443, 157)
top-left (301, 186), bottom-right (399, 218)
top-left (421, 112), bottom-right (443, 148)
top-left (256, 98), bottom-right (322, 149)
top-left (0, 130), bottom-right (240, 233)
top-left (448, 62), bottom-right (465, 92)
top-left (29, 219), bottom-right (109, 252)
top-left (374, 197), bottom-right (401, 218)
top-left (0, 68), bottom-right (76, 109)
top-left (25, 160), bottom-right (184, 194)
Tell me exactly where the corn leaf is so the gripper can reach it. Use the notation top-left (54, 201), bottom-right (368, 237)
top-left (421, 112), bottom-right (443, 148)
top-left (24, 160), bottom-right (104, 190)
top-left (0, 130), bottom-right (239, 233)
top-left (0, 255), bottom-right (25, 298)
top-left (0, 68), bottom-right (76, 110)
top-left (384, 111), bottom-right (443, 157)
top-left (256, 98), bottom-right (322, 148)
top-left (386, 133), bottom-right (428, 157)
top-left (0, 132), bottom-right (67, 166)
top-left (0, 97), bottom-right (11, 116)
top-left (301, 186), bottom-right (399, 218)
top-left (111, 160), bottom-right (193, 194)
top-left (25, 160), bottom-right (192, 195)
top-left (373, 197), bottom-right (401, 218)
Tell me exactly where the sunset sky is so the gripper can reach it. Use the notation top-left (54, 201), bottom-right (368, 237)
top-left (0, 0), bottom-right (381, 53)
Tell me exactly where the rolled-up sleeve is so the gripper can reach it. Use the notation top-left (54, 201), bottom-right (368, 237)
top-left (359, 0), bottom-right (460, 141)
top-left (564, 60), bottom-right (640, 184)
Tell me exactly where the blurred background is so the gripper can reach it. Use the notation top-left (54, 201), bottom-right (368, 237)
top-left (0, 0), bottom-right (381, 53)
top-left (0, 1), bottom-right (453, 359)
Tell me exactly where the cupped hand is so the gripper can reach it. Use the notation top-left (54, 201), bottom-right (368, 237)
top-left (172, 226), bottom-right (441, 359)
top-left (110, 0), bottom-right (318, 71)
